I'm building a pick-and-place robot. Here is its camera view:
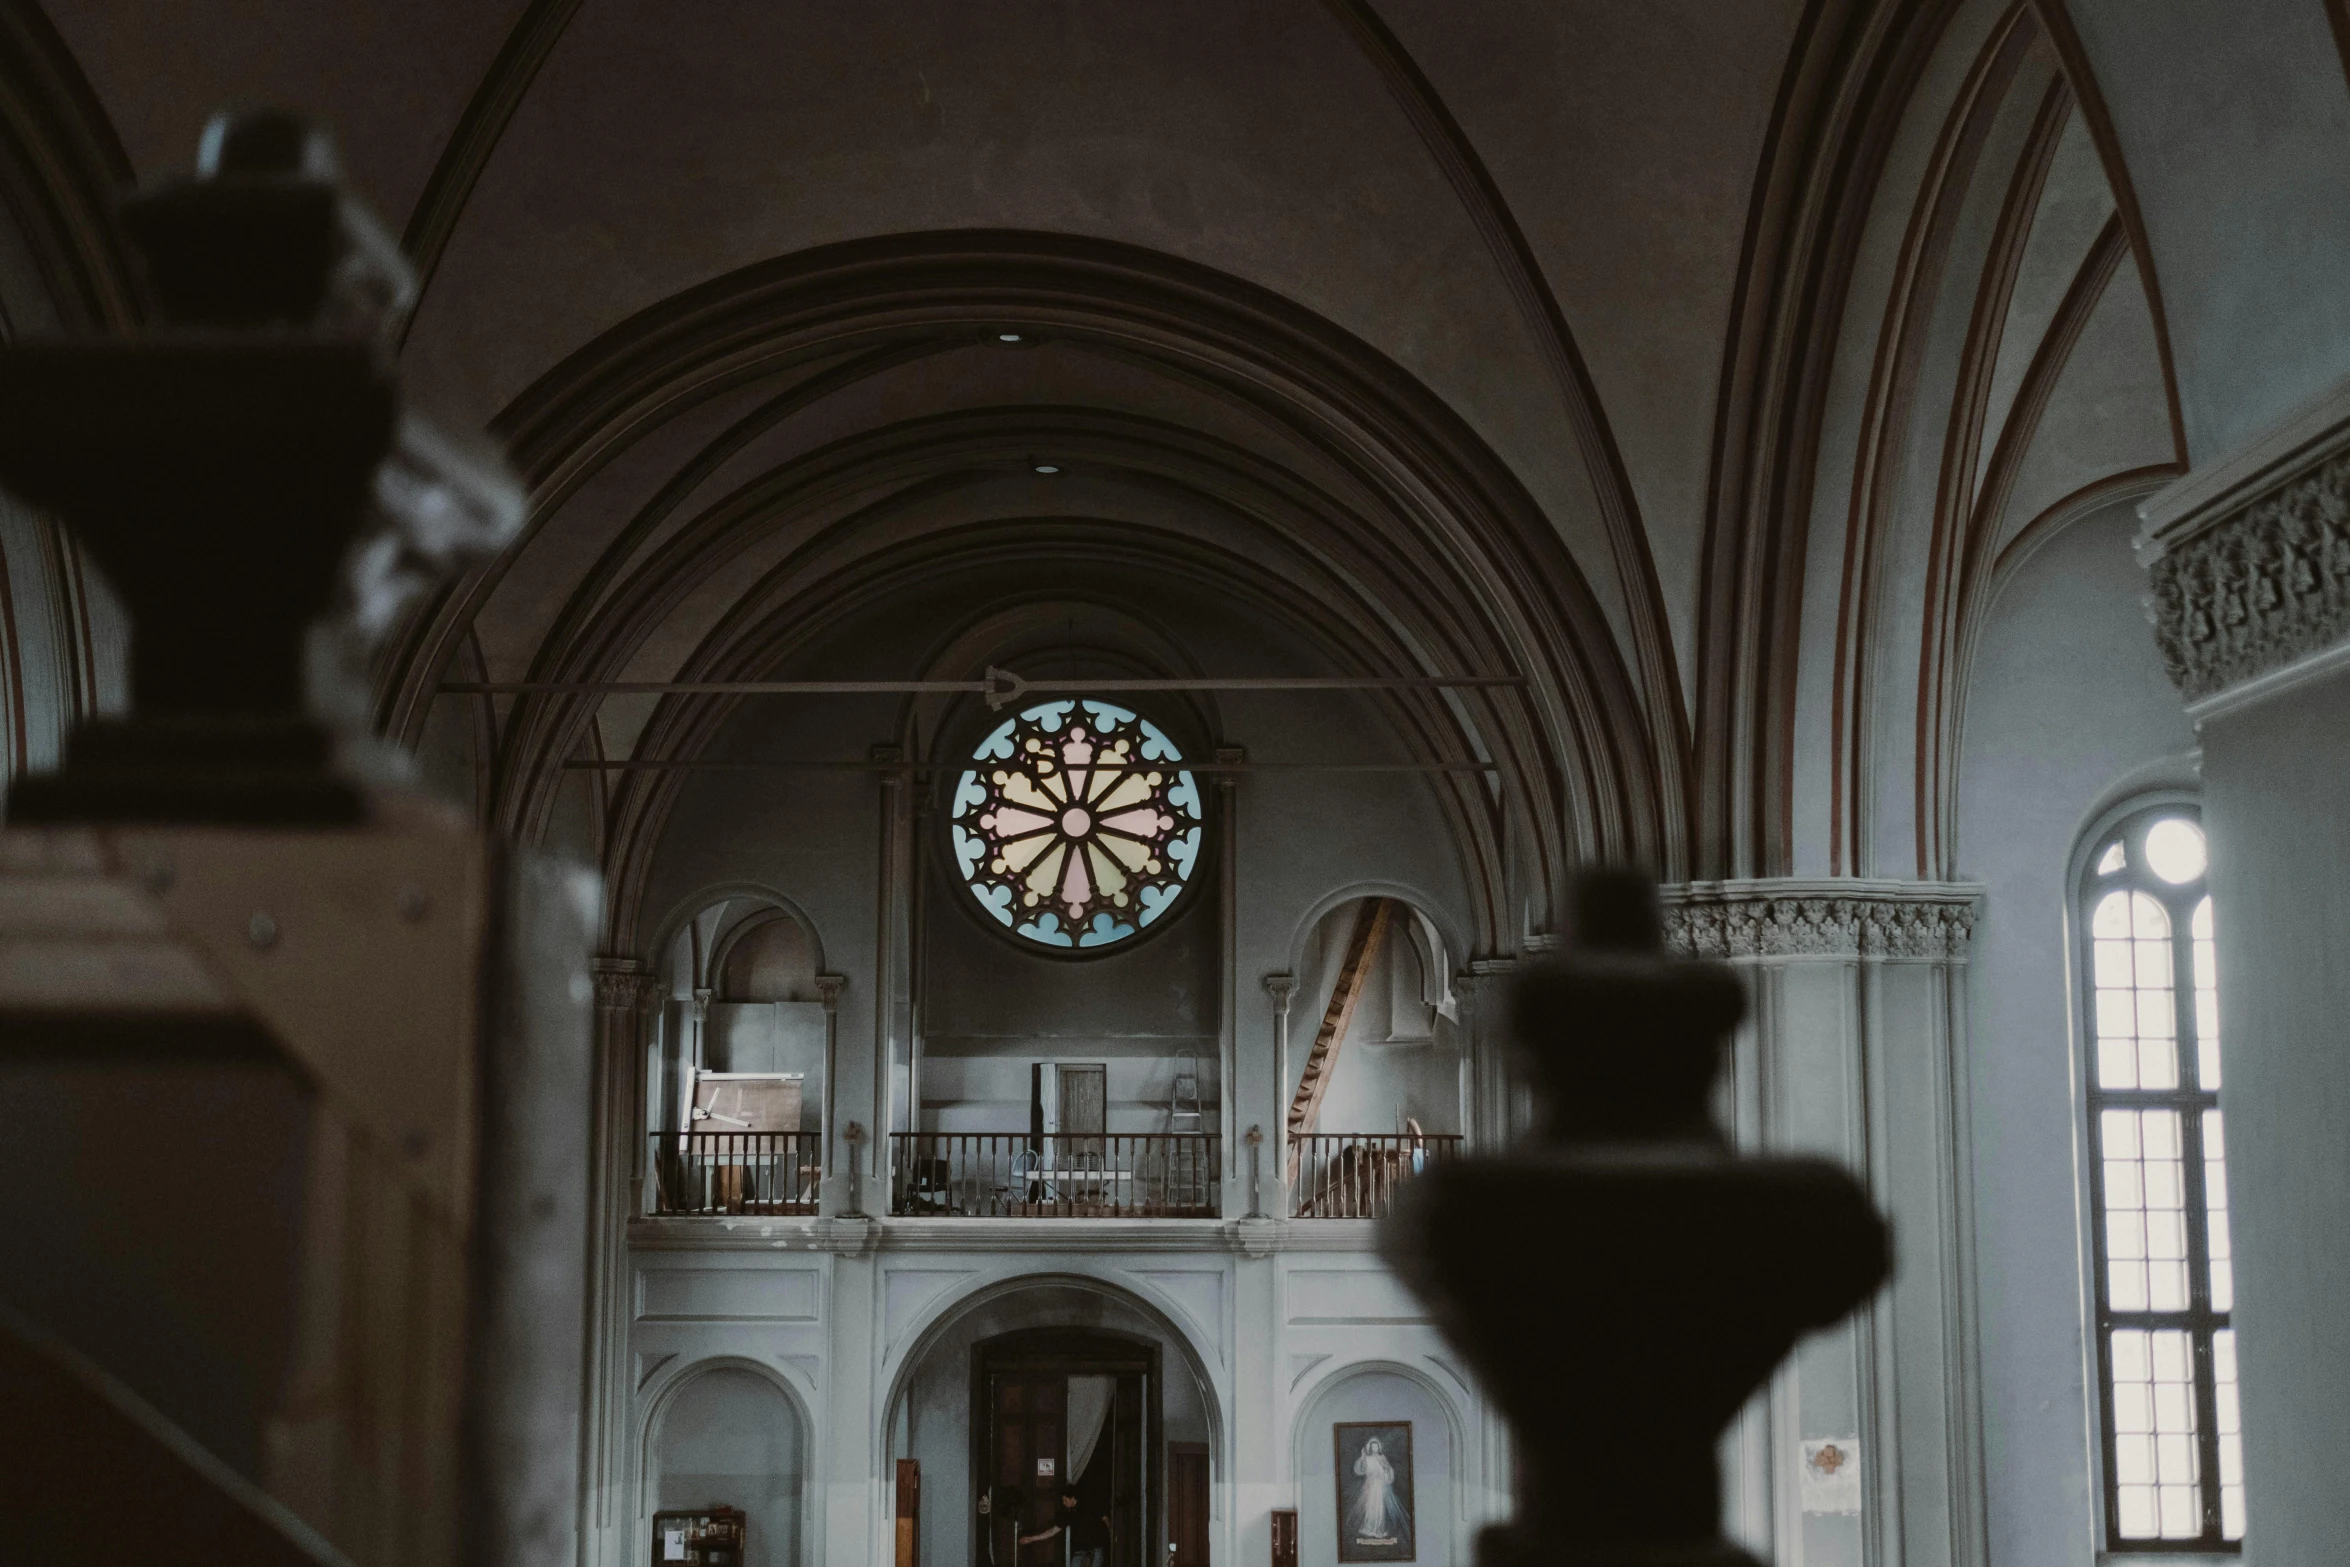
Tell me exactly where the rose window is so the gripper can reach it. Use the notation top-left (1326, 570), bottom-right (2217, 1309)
top-left (950, 699), bottom-right (1203, 951)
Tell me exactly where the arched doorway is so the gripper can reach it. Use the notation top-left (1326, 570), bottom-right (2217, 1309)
top-left (889, 1277), bottom-right (1220, 1567)
top-left (975, 1328), bottom-right (1156, 1567)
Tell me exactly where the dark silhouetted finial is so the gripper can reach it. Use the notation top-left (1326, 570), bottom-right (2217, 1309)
top-left (1385, 866), bottom-right (1891, 1567)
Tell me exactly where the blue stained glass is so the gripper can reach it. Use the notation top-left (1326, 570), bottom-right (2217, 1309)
top-left (1017, 912), bottom-right (1075, 947)
top-left (954, 696), bottom-right (1204, 953)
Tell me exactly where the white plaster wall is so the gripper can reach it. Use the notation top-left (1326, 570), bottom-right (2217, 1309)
top-left (620, 1236), bottom-right (1486, 1567)
top-left (2196, 658), bottom-right (2350, 1566)
top-left (1953, 498), bottom-right (2197, 1566)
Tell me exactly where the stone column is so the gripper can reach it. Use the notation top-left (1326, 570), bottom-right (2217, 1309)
top-left (1216, 746), bottom-right (1243, 1208)
top-left (2140, 399), bottom-right (2350, 1565)
top-left (1663, 882), bottom-right (1982, 1567)
top-left (1455, 958), bottom-right (1519, 1147)
top-left (1263, 972), bottom-right (1296, 1214)
top-left (815, 971), bottom-right (846, 1176)
top-left (872, 745), bottom-right (910, 1192)
top-left (583, 959), bottom-right (664, 1567)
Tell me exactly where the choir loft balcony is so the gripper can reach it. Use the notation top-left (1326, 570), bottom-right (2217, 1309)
top-left (649, 1132), bottom-right (822, 1216)
top-left (1289, 1132), bottom-right (1464, 1219)
top-left (890, 1132), bottom-right (1220, 1218)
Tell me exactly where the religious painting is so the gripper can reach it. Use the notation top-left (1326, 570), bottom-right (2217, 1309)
top-left (1333, 1421), bottom-right (1414, 1562)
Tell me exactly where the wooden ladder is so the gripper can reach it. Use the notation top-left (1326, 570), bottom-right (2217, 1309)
top-left (1286, 897), bottom-right (1392, 1185)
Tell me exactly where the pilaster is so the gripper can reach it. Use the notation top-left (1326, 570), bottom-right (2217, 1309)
top-left (2138, 381), bottom-right (2350, 1566)
top-left (1661, 880), bottom-right (1983, 1567)
top-left (583, 958), bottom-right (664, 1567)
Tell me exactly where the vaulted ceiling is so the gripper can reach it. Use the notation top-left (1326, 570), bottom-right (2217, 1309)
top-left (31, 0), bottom-right (2350, 899)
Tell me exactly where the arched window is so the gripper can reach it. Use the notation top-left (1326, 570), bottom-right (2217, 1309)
top-left (2078, 805), bottom-right (2241, 1548)
top-left (949, 698), bottom-right (1203, 952)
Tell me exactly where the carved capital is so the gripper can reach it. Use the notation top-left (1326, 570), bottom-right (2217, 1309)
top-left (1262, 972), bottom-right (1297, 1014)
top-left (813, 972), bottom-right (847, 1012)
top-left (1659, 880), bottom-right (1980, 961)
top-left (590, 959), bottom-right (663, 1016)
top-left (2146, 443), bottom-right (2350, 700)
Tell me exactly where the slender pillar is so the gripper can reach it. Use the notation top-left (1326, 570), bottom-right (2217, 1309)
top-left (1263, 973), bottom-right (1296, 1216)
top-left (815, 972), bottom-right (846, 1176)
top-left (873, 745), bottom-right (910, 1190)
top-left (1216, 746), bottom-right (1242, 1201)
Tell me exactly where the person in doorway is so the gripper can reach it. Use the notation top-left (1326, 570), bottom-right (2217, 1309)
top-left (1067, 1481), bottom-right (1114, 1567)
top-left (1019, 1488), bottom-right (1113, 1567)
top-left (1017, 1490), bottom-right (1077, 1565)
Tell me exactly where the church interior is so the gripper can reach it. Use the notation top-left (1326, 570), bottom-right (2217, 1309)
top-left (2, 3), bottom-right (2348, 1565)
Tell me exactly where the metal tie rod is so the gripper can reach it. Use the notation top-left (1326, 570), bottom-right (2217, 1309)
top-left (440, 666), bottom-right (1525, 711)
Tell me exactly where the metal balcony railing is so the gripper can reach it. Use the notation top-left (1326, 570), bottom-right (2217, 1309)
top-left (890, 1133), bottom-right (1221, 1218)
top-left (1290, 1133), bottom-right (1463, 1218)
top-left (649, 1132), bottom-right (821, 1215)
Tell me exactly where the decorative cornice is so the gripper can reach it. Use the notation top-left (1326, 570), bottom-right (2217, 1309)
top-left (2145, 444), bottom-right (2350, 700)
top-left (2140, 379), bottom-right (2350, 702)
top-left (1660, 880), bottom-right (1981, 961)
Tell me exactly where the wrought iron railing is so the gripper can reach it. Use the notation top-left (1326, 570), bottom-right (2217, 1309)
top-left (649, 1132), bottom-right (821, 1215)
top-left (1290, 1133), bottom-right (1463, 1218)
top-left (890, 1133), bottom-right (1220, 1218)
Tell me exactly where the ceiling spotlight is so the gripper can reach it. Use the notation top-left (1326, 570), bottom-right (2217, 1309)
top-left (998, 332), bottom-right (1023, 343)
top-left (1033, 463), bottom-right (1061, 474)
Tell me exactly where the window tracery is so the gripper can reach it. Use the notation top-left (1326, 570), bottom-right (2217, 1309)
top-left (950, 698), bottom-right (1203, 952)
top-left (2079, 806), bottom-right (2241, 1549)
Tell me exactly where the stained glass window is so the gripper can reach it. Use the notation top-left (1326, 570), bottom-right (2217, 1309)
top-left (950, 699), bottom-right (1203, 952)
top-left (2079, 806), bottom-right (2241, 1549)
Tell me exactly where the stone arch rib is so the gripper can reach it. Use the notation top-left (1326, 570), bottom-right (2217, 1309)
top-left (1319, 0), bottom-right (1691, 870)
top-left (381, 232), bottom-right (1675, 919)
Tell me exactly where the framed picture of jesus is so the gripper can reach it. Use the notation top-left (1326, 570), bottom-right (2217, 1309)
top-left (1333, 1421), bottom-right (1414, 1562)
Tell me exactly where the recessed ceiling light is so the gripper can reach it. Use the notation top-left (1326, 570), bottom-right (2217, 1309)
top-left (998, 332), bottom-right (1023, 343)
top-left (1033, 463), bottom-right (1061, 474)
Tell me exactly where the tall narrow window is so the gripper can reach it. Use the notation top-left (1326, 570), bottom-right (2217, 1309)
top-left (2081, 806), bottom-right (2242, 1549)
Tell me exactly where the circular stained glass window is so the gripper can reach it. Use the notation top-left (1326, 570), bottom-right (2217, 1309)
top-left (949, 699), bottom-right (1204, 952)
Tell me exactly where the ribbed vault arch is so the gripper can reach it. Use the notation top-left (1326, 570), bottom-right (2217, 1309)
top-left (383, 232), bottom-right (1681, 952)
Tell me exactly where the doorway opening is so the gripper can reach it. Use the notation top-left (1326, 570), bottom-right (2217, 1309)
top-left (974, 1329), bottom-right (1156, 1567)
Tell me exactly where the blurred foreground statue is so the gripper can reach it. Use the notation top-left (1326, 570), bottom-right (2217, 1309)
top-left (1385, 870), bottom-right (1891, 1566)
top-left (0, 113), bottom-right (587, 1567)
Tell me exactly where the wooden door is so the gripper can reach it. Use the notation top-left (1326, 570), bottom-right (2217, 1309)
top-left (993, 1372), bottom-right (1067, 1566)
top-left (1168, 1442), bottom-right (1209, 1567)
top-left (1059, 1064), bottom-right (1106, 1162)
top-left (895, 1459), bottom-right (920, 1567)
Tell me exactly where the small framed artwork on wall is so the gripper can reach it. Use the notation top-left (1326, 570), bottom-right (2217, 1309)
top-left (1333, 1421), bottom-right (1414, 1562)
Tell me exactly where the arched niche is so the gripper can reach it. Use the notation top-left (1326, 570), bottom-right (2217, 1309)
top-left (1287, 893), bottom-right (1465, 1142)
top-left (885, 1274), bottom-right (1222, 1567)
top-left (646, 1361), bottom-right (809, 1567)
top-left (713, 909), bottom-right (822, 1003)
top-left (641, 888), bottom-right (833, 1134)
top-left (1292, 1363), bottom-right (1460, 1567)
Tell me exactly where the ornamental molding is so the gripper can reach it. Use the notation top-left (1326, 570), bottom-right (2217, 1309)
top-left (2141, 385), bottom-right (2350, 702)
top-left (589, 960), bottom-right (664, 1015)
top-left (1659, 880), bottom-right (1981, 961)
